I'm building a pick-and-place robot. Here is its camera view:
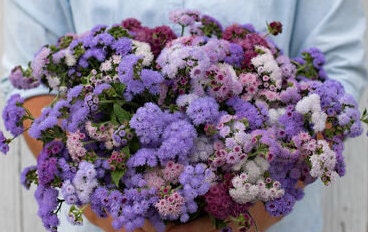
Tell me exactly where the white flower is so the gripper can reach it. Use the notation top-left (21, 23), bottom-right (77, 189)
top-left (268, 108), bottom-right (286, 124)
top-left (251, 46), bottom-right (282, 86)
top-left (132, 40), bottom-right (154, 66)
top-left (190, 136), bottom-right (214, 162)
top-left (46, 75), bottom-right (61, 90)
top-left (244, 160), bottom-right (262, 183)
top-left (100, 59), bottom-right (112, 71)
top-left (234, 131), bottom-right (250, 144)
top-left (176, 94), bottom-right (199, 107)
top-left (65, 49), bottom-right (76, 66)
top-left (295, 94), bottom-right (321, 114)
top-left (311, 111), bottom-right (327, 132)
top-left (309, 140), bottom-right (337, 185)
top-left (229, 185), bottom-right (259, 204)
top-left (253, 156), bottom-right (270, 172)
top-left (233, 121), bottom-right (246, 132)
top-left (229, 173), bottom-right (260, 204)
top-left (112, 54), bottom-right (122, 64)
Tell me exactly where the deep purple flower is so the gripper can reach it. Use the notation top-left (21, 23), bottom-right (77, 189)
top-left (37, 141), bottom-right (64, 186)
top-left (265, 193), bottom-right (296, 216)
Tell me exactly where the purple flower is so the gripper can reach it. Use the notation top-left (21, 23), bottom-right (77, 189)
top-left (200, 14), bottom-right (223, 37)
top-left (92, 32), bottom-right (115, 47)
top-left (224, 43), bottom-right (243, 68)
top-left (37, 141), bottom-right (64, 186)
top-left (72, 161), bottom-right (98, 204)
top-left (93, 83), bottom-right (111, 95)
top-left (265, 193), bottom-right (296, 216)
top-left (118, 54), bottom-right (144, 100)
top-left (0, 130), bottom-right (10, 154)
top-left (67, 85), bottom-right (84, 101)
top-left (65, 100), bottom-right (89, 132)
top-left (158, 119), bottom-right (197, 163)
top-left (28, 107), bottom-right (59, 139)
top-left (34, 185), bottom-right (60, 231)
top-left (20, 165), bottom-right (37, 189)
top-left (127, 148), bottom-right (158, 168)
top-left (112, 37), bottom-right (132, 56)
top-left (2, 94), bottom-right (26, 136)
top-left (186, 96), bottom-right (220, 126)
top-left (9, 66), bottom-right (40, 89)
top-left (31, 46), bottom-right (51, 80)
top-left (226, 97), bottom-right (268, 130)
top-left (169, 9), bottom-right (200, 27)
top-left (130, 103), bottom-right (166, 146)
top-left (90, 187), bottom-right (110, 218)
top-left (140, 69), bottom-right (164, 95)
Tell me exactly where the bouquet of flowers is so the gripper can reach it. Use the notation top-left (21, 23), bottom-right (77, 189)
top-left (1, 9), bottom-right (367, 232)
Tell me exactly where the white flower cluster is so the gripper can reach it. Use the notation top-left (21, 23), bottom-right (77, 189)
top-left (295, 94), bottom-right (327, 132)
top-left (46, 75), bottom-right (61, 90)
top-left (85, 121), bottom-right (114, 149)
top-left (229, 159), bottom-right (284, 204)
top-left (176, 93), bottom-right (200, 107)
top-left (268, 108), bottom-right (286, 124)
top-left (132, 40), bottom-right (154, 66)
top-left (309, 140), bottom-right (337, 185)
top-left (190, 135), bottom-right (214, 162)
top-left (251, 45), bottom-right (283, 88)
top-left (65, 49), bottom-right (77, 66)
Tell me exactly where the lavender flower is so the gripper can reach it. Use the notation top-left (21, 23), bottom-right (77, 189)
top-left (34, 185), bottom-right (60, 231)
top-left (157, 119), bottom-right (197, 163)
top-left (2, 94), bottom-right (26, 136)
top-left (1, 10), bottom-right (363, 232)
top-left (31, 46), bottom-right (51, 80)
top-left (130, 103), bottom-right (166, 146)
top-left (0, 130), bottom-right (10, 154)
top-left (20, 165), bottom-right (37, 189)
top-left (186, 96), bottom-right (220, 126)
top-left (169, 9), bottom-right (200, 27)
top-left (9, 66), bottom-right (40, 89)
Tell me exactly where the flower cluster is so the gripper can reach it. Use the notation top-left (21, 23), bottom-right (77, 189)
top-left (1, 9), bottom-right (366, 232)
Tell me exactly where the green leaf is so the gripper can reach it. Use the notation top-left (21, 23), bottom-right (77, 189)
top-left (121, 145), bottom-right (130, 155)
top-left (110, 113), bottom-right (119, 126)
top-left (113, 103), bottom-right (131, 123)
top-left (209, 215), bottom-right (228, 229)
top-left (111, 169), bottom-right (126, 187)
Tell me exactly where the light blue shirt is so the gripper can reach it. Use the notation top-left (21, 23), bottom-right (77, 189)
top-left (1, 1), bottom-right (367, 231)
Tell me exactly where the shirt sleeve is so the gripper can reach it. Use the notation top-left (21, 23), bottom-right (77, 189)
top-left (0, 0), bottom-right (75, 100)
top-left (290, 0), bottom-right (368, 99)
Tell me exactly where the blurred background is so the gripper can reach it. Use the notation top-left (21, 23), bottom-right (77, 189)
top-left (0, 0), bottom-right (368, 232)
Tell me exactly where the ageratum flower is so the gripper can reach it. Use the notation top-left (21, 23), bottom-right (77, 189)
top-left (2, 94), bottom-right (26, 136)
top-left (1, 9), bottom-right (365, 232)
